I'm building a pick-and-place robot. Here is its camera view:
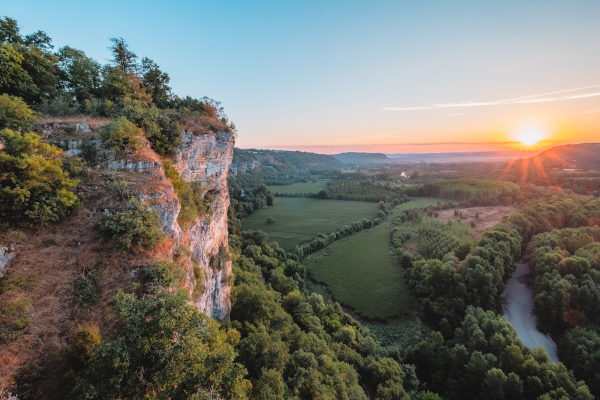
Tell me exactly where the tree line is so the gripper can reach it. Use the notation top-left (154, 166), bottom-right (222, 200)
top-left (391, 188), bottom-right (600, 399)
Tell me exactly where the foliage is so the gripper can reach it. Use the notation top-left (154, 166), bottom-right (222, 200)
top-left (0, 128), bottom-right (79, 224)
top-left (528, 226), bottom-right (600, 332)
top-left (67, 325), bottom-right (102, 382)
top-left (422, 179), bottom-right (519, 205)
top-left (97, 198), bottom-right (165, 252)
top-left (56, 45), bottom-right (102, 102)
top-left (70, 291), bottom-right (250, 399)
top-left (0, 94), bottom-right (37, 131)
top-left (417, 218), bottom-right (473, 260)
top-left (0, 298), bottom-right (31, 342)
top-left (75, 273), bottom-right (98, 306)
top-left (407, 224), bottom-right (521, 327)
top-left (558, 327), bottom-right (600, 397)
top-left (143, 260), bottom-right (184, 292)
top-left (98, 116), bottom-right (143, 153)
top-left (109, 180), bottom-right (132, 199)
top-left (163, 160), bottom-right (212, 226)
top-left (63, 156), bottom-right (88, 178)
top-left (228, 231), bottom-right (413, 399)
top-left (405, 306), bottom-right (592, 400)
top-left (266, 216), bottom-right (275, 225)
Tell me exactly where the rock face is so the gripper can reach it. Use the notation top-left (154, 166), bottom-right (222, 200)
top-left (45, 124), bottom-right (235, 320)
top-left (173, 130), bottom-right (235, 320)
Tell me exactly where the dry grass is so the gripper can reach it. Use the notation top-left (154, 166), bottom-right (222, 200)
top-left (436, 206), bottom-right (516, 238)
top-left (180, 115), bottom-right (229, 135)
top-left (0, 164), bottom-right (175, 398)
top-left (37, 116), bottom-right (114, 125)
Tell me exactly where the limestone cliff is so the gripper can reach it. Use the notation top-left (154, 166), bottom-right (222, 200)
top-left (33, 122), bottom-right (235, 320)
top-left (173, 131), bottom-right (235, 320)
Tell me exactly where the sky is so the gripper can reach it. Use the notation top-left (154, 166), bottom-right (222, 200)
top-left (6, 0), bottom-right (600, 154)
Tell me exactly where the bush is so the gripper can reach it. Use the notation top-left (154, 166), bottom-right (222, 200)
top-left (109, 180), bottom-right (131, 199)
top-left (79, 137), bottom-right (98, 165)
top-left (266, 216), bottom-right (275, 225)
top-left (99, 116), bottom-right (143, 153)
top-left (70, 291), bottom-right (249, 399)
top-left (68, 325), bottom-right (102, 382)
top-left (97, 198), bottom-right (165, 252)
top-left (163, 160), bottom-right (211, 226)
top-left (0, 94), bottom-right (37, 131)
top-left (143, 260), bottom-right (183, 291)
top-left (192, 264), bottom-right (204, 298)
top-left (0, 129), bottom-right (79, 225)
top-left (41, 238), bottom-right (57, 247)
top-left (209, 246), bottom-right (231, 271)
top-left (75, 273), bottom-right (98, 306)
top-left (63, 156), bottom-right (88, 178)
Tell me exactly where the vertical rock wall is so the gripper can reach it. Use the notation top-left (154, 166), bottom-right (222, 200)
top-left (173, 130), bottom-right (235, 320)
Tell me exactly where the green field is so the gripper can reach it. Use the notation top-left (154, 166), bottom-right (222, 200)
top-left (242, 197), bottom-right (378, 250)
top-left (305, 198), bottom-right (448, 320)
top-left (306, 218), bottom-right (409, 320)
top-left (269, 181), bottom-right (328, 194)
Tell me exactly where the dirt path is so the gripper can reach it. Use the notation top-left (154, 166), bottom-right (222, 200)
top-left (436, 206), bottom-right (516, 238)
top-left (502, 262), bottom-right (559, 363)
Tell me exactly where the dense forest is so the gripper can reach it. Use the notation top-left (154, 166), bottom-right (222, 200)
top-left (399, 190), bottom-right (600, 399)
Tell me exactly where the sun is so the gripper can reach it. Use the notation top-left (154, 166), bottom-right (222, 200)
top-left (514, 125), bottom-right (545, 147)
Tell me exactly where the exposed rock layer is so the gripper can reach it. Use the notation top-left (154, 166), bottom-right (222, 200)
top-left (173, 131), bottom-right (235, 320)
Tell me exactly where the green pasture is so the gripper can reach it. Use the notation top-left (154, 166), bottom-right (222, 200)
top-left (269, 181), bottom-right (328, 194)
top-left (306, 218), bottom-right (412, 320)
top-left (241, 197), bottom-right (378, 250)
top-left (304, 198), bottom-right (449, 321)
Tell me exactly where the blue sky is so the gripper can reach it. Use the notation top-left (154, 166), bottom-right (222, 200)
top-left (6, 0), bottom-right (600, 152)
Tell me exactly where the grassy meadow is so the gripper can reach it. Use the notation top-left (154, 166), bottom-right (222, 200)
top-left (241, 197), bottom-right (378, 250)
top-left (306, 217), bottom-right (409, 320)
top-left (304, 198), bottom-right (449, 321)
top-left (269, 181), bottom-right (328, 194)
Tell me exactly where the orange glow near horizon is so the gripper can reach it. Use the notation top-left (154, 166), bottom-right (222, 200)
top-left (512, 124), bottom-right (548, 149)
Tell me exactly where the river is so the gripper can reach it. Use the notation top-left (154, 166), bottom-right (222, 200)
top-left (502, 262), bottom-right (559, 363)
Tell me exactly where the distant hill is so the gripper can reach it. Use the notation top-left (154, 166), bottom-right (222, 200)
top-left (333, 152), bottom-right (391, 164)
top-left (533, 143), bottom-right (600, 170)
top-left (232, 148), bottom-right (343, 175)
top-left (386, 151), bottom-right (536, 163)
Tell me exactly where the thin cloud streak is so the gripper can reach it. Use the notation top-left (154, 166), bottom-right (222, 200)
top-left (384, 84), bottom-right (600, 111)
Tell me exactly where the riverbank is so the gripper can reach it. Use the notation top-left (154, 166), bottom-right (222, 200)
top-left (502, 262), bottom-right (559, 363)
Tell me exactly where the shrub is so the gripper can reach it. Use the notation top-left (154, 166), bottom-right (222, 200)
top-left (75, 273), bottom-right (98, 306)
top-left (266, 216), bottom-right (275, 225)
top-left (41, 237), bottom-right (57, 247)
top-left (163, 160), bottom-right (211, 226)
top-left (109, 180), bottom-right (131, 199)
top-left (143, 260), bottom-right (183, 291)
top-left (63, 156), bottom-right (88, 178)
top-left (71, 325), bottom-right (101, 375)
top-left (70, 291), bottom-right (249, 399)
top-left (99, 116), bottom-right (143, 153)
top-left (79, 137), bottom-right (98, 165)
top-left (0, 129), bottom-right (79, 224)
top-left (1, 298), bottom-right (30, 314)
top-left (97, 198), bottom-right (165, 252)
top-left (209, 246), bottom-right (231, 271)
top-left (192, 264), bottom-right (204, 298)
top-left (12, 315), bottom-right (31, 330)
top-left (0, 94), bottom-right (37, 131)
